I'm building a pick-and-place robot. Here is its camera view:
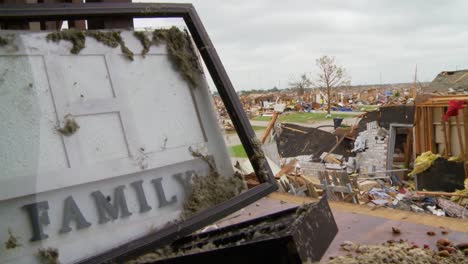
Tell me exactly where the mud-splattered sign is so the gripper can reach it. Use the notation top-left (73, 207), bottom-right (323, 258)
top-left (0, 30), bottom-right (237, 264)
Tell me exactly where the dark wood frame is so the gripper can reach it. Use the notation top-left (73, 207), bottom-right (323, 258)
top-left (0, 3), bottom-right (278, 263)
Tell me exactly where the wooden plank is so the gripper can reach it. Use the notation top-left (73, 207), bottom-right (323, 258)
top-left (404, 128), bottom-right (412, 178)
top-left (349, 174), bottom-right (359, 189)
top-left (414, 107), bottom-right (421, 155)
top-left (261, 112), bottom-right (278, 143)
top-left (441, 112), bottom-right (449, 158)
top-left (425, 107), bottom-right (429, 152)
top-left (455, 114), bottom-right (465, 158)
top-left (429, 95), bottom-right (468, 101)
top-left (346, 183), bottom-right (358, 204)
top-left (420, 107), bottom-right (427, 154)
top-left (329, 172), bottom-right (344, 200)
top-left (324, 181), bottom-right (337, 201)
top-left (416, 191), bottom-right (468, 198)
top-left (464, 108), bottom-right (468, 178)
top-left (305, 182), bottom-right (319, 198)
top-left (428, 107), bottom-right (434, 153)
top-left (317, 171), bottom-right (324, 182)
top-left (318, 171), bottom-right (333, 200)
top-left (281, 125), bottom-right (307, 134)
top-left (338, 172), bottom-right (350, 185)
top-left (313, 184), bottom-right (351, 194)
top-left (447, 117), bottom-right (452, 156)
top-left (464, 108), bottom-right (468, 161)
top-left (330, 172), bottom-right (340, 186)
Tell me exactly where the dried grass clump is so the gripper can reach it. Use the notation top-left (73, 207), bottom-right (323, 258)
top-left (180, 147), bottom-right (245, 218)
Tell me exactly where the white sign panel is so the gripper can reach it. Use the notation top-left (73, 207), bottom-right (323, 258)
top-left (0, 30), bottom-right (233, 263)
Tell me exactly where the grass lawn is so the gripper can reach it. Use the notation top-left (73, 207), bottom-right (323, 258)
top-left (228, 144), bottom-right (247, 158)
top-left (226, 125), bottom-right (266, 134)
top-left (252, 112), bottom-right (356, 123)
top-left (356, 105), bottom-right (380, 112)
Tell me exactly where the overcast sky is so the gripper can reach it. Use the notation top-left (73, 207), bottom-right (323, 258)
top-left (135, 0), bottom-right (468, 91)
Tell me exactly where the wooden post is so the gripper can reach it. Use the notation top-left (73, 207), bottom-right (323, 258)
top-left (305, 182), bottom-right (319, 198)
top-left (463, 107), bottom-right (468, 178)
top-left (425, 107), bottom-right (430, 152)
top-left (428, 107), bottom-right (434, 153)
top-left (441, 107), bottom-right (449, 158)
top-left (464, 107), bottom-right (468, 161)
top-left (404, 128), bottom-right (413, 180)
top-left (455, 114), bottom-right (465, 158)
top-left (416, 191), bottom-right (468, 198)
top-left (447, 118), bottom-right (452, 156)
top-left (414, 107), bottom-right (421, 155)
top-left (261, 112), bottom-right (278, 144)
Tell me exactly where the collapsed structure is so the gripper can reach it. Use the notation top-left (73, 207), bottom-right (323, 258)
top-left (1, 2), bottom-right (467, 264)
top-left (230, 70), bottom-right (468, 222)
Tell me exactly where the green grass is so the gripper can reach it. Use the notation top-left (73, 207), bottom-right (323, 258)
top-left (226, 125), bottom-right (266, 134)
top-left (356, 105), bottom-right (379, 112)
top-left (252, 112), bottom-right (355, 123)
top-left (228, 144), bottom-right (247, 158)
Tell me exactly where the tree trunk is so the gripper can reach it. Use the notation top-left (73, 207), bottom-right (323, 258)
top-left (327, 85), bottom-right (331, 115)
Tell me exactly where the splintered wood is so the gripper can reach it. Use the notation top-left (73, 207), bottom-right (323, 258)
top-left (317, 171), bottom-right (359, 204)
top-left (415, 94), bottom-right (468, 177)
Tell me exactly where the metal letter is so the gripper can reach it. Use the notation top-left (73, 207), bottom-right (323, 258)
top-left (151, 178), bottom-right (177, 208)
top-left (22, 201), bottom-right (50, 241)
top-left (60, 196), bottom-right (91, 233)
top-left (91, 185), bottom-right (132, 224)
top-left (130, 180), bottom-right (152, 213)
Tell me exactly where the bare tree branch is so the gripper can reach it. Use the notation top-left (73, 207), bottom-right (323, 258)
top-left (314, 55), bottom-right (351, 114)
top-left (289, 73), bottom-right (311, 96)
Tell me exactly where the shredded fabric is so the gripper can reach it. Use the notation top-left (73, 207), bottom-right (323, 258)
top-left (443, 99), bottom-right (465, 121)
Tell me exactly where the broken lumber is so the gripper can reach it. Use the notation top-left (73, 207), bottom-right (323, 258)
top-left (436, 197), bottom-right (468, 218)
top-left (455, 114), bottom-right (465, 157)
top-left (441, 110), bottom-right (449, 158)
top-left (274, 159), bottom-right (297, 179)
top-left (282, 125), bottom-right (307, 134)
top-left (416, 191), bottom-right (468, 198)
top-left (464, 107), bottom-right (468, 161)
top-left (261, 112), bottom-right (278, 143)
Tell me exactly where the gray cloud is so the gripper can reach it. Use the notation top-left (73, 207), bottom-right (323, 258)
top-left (136, 0), bottom-right (468, 90)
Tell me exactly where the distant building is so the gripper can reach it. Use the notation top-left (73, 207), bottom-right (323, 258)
top-left (426, 70), bottom-right (468, 93)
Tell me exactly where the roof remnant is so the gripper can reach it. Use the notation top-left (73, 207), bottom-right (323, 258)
top-left (426, 69), bottom-right (468, 93)
top-left (276, 123), bottom-right (354, 160)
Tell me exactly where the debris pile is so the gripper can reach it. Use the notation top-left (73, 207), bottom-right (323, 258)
top-left (321, 240), bottom-right (467, 264)
top-left (360, 185), bottom-right (468, 218)
top-left (239, 105), bottom-right (468, 219)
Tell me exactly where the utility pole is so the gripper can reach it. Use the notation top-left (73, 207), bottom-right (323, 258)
top-left (412, 64), bottom-right (418, 98)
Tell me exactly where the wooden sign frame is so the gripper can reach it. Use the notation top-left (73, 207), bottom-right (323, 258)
top-left (0, 3), bottom-right (277, 263)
